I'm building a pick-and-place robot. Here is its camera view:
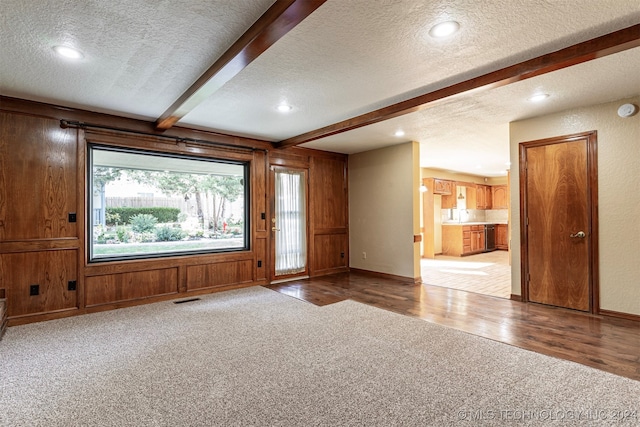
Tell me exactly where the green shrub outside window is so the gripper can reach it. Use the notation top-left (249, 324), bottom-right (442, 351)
top-left (89, 145), bottom-right (249, 261)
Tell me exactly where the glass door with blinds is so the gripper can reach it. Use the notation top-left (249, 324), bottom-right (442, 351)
top-left (271, 167), bottom-right (308, 280)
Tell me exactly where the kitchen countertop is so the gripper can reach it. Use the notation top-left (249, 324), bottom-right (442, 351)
top-left (442, 221), bottom-right (508, 225)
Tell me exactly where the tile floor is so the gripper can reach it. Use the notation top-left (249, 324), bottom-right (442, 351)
top-left (420, 250), bottom-right (511, 299)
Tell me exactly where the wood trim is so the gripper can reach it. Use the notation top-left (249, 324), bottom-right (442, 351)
top-left (314, 227), bottom-right (348, 235)
top-left (587, 132), bottom-right (600, 313)
top-left (84, 129), bottom-right (256, 162)
top-left (413, 234), bottom-right (422, 243)
top-left (276, 24), bottom-right (640, 148)
top-left (0, 291), bottom-right (6, 340)
top-left (519, 144), bottom-right (529, 303)
top-left (309, 266), bottom-right (349, 278)
top-left (156, 0), bottom-right (327, 130)
top-left (269, 156), bottom-right (310, 169)
top-left (349, 268), bottom-right (420, 284)
top-left (599, 309), bottom-right (640, 322)
top-left (510, 294), bottom-right (522, 302)
top-left (286, 145), bottom-right (348, 161)
top-left (519, 131), bottom-right (599, 313)
top-left (0, 238), bottom-right (80, 254)
top-left (77, 127), bottom-right (87, 310)
top-left (84, 251), bottom-right (255, 276)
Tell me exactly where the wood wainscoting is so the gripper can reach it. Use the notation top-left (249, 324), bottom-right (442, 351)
top-left (0, 96), bottom-right (348, 326)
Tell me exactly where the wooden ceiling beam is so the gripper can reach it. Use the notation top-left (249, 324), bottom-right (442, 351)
top-left (275, 24), bottom-right (640, 149)
top-left (156, 0), bottom-right (327, 130)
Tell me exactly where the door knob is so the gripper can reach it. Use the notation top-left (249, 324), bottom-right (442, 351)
top-left (570, 231), bottom-right (586, 238)
top-left (272, 227), bottom-right (280, 232)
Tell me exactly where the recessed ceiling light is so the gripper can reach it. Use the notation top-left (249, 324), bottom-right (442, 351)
top-left (429, 21), bottom-right (460, 38)
top-left (276, 103), bottom-right (293, 113)
top-left (529, 93), bottom-right (550, 102)
top-left (394, 130), bottom-right (405, 137)
top-left (53, 45), bottom-right (84, 60)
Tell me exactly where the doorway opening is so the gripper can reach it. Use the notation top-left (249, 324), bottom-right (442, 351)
top-left (420, 179), bottom-right (511, 299)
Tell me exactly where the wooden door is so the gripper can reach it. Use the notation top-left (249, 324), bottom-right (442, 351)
top-left (520, 132), bottom-right (598, 312)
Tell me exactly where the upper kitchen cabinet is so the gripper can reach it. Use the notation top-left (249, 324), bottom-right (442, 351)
top-left (441, 193), bottom-right (457, 209)
top-left (433, 179), bottom-right (453, 195)
top-left (475, 185), bottom-right (492, 210)
top-left (444, 184), bottom-right (477, 210)
top-left (492, 185), bottom-right (509, 209)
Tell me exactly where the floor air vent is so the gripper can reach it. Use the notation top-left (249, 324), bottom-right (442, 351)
top-left (173, 298), bottom-right (201, 305)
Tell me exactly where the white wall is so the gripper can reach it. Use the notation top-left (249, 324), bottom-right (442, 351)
top-left (349, 142), bottom-right (420, 279)
top-left (510, 96), bottom-right (640, 316)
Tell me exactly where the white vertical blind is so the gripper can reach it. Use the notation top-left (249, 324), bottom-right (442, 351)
top-left (275, 169), bottom-right (306, 276)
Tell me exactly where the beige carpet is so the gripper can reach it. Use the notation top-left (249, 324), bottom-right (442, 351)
top-left (1, 287), bottom-right (638, 426)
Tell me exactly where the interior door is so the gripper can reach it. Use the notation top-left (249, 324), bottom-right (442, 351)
top-left (270, 167), bottom-right (308, 281)
top-left (520, 131), bottom-right (598, 312)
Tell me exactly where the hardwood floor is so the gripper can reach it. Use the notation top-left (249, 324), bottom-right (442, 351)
top-left (265, 271), bottom-right (640, 381)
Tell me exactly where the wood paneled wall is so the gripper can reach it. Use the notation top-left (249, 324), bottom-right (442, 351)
top-left (0, 96), bottom-right (348, 325)
top-left (309, 156), bottom-right (349, 276)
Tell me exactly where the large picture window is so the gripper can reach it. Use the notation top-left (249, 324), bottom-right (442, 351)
top-left (89, 145), bottom-right (249, 261)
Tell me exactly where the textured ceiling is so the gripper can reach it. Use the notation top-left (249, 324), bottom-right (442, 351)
top-left (1, 0), bottom-right (639, 177)
top-left (0, 0), bottom-right (275, 119)
top-left (302, 47), bottom-right (640, 176)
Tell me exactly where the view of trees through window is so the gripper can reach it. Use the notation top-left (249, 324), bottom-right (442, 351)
top-left (90, 146), bottom-right (248, 260)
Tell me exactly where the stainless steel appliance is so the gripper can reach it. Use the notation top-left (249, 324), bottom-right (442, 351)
top-left (485, 224), bottom-right (496, 251)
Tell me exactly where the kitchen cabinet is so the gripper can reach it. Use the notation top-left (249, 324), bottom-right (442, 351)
top-left (476, 185), bottom-right (492, 209)
top-left (444, 184), bottom-right (477, 209)
top-left (441, 191), bottom-right (457, 209)
top-left (433, 179), bottom-right (453, 195)
top-left (492, 185), bottom-right (509, 209)
top-left (465, 185), bottom-right (477, 209)
top-left (470, 226), bottom-right (485, 252)
top-left (442, 224), bottom-right (486, 256)
top-left (496, 224), bottom-right (508, 250)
